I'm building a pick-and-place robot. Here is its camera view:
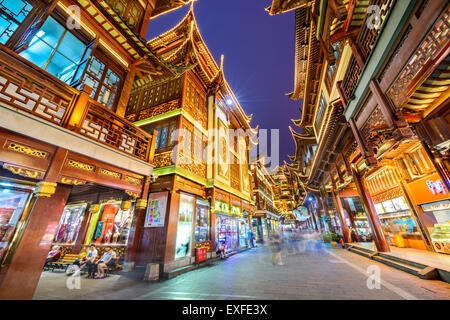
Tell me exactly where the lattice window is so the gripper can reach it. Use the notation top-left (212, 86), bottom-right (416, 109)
top-left (314, 92), bottom-right (327, 133)
top-left (105, 0), bottom-right (143, 31)
top-left (79, 54), bottom-right (123, 111)
top-left (0, 0), bottom-right (32, 44)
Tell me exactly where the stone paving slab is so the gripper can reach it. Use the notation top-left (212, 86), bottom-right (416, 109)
top-left (33, 237), bottom-right (450, 300)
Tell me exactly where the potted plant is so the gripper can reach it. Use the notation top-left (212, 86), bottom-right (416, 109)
top-left (322, 233), bottom-right (331, 243)
top-left (330, 233), bottom-right (339, 248)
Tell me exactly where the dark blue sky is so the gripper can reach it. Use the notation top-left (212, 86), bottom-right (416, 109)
top-left (146, 0), bottom-right (301, 166)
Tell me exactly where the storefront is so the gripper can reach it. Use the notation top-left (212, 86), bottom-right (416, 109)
top-left (49, 183), bottom-right (141, 263)
top-left (407, 173), bottom-right (450, 254)
top-left (373, 193), bottom-right (426, 250)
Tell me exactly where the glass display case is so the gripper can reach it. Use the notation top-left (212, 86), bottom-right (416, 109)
top-left (215, 214), bottom-right (238, 250)
top-left (54, 203), bottom-right (87, 244)
top-left (194, 199), bottom-right (209, 242)
top-left (175, 193), bottom-right (194, 259)
top-left (421, 200), bottom-right (450, 254)
top-left (238, 218), bottom-right (249, 248)
top-left (0, 186), bottom-right (32, 265)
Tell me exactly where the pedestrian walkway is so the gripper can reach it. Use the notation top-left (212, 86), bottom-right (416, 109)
top-left (33, 233), bottom-right (450, 300)
top-left (354, 242), bottom-right (450, 272)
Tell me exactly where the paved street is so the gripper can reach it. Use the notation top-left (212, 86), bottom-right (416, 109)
top-left (33, 233), bottom-right (450, 300)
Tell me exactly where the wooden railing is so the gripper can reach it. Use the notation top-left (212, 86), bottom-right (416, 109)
top-left (340, 0), bottom-right (394, 103)
top-left (0, 46), bottom-right (155, 163)
top-left (341, 56), bottom-right (361, 100)
top-left (357, 0), bottom-right (395, 60)
top-left (74, 99), bottom-right (153, 162)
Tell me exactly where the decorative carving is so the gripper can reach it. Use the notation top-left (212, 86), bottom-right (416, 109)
top-left (125, 191), bottom-right (139, 199)
top-left (67, 159), bottom-right (94, 172)
top-left (125, 176), bottom-right (143, 185)
top-left (137, 99), bottom-right (180, 121)
top-left (3, 163), bottom-right (45, 179)
top-left (388, 6), bottom-right (450, 108)
top-left (60, 177), bottom-right (86, 185)
top-left (34, 181), bottom-right (57, 197)
top-left (154, 151), bottom-right (174, 168)
top-left (100, 168), bottom-right (121, 179)
top-left (6, 142), bottom-right (48, 159)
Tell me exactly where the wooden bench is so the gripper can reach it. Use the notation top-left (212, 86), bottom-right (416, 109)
top-left (45, 254), bottom-right (79, 272)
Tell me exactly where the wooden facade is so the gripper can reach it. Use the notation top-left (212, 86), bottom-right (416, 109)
top-left (122, 7), bottom-right (258, 271)
top-left (271, 0), bottom-right (450, 254)
top-left (0, 0), bottom-right (192, 299)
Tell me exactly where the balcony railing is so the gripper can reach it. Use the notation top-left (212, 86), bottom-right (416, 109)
top-left (341, 56), bottom-right (361, 100)
top-left (340, 0), bottom-right (394, 103)
top-left (0, 46), bottom-right (155, 163)
top-left (357, 0), bottom-right (395, 60)
top-left (75, 99), bottom-right (153, 162)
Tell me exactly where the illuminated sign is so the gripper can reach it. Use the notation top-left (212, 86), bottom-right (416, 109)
top-left (231, 206), bottom-right (241, 215)
top-left (426, 180), bottom-right (446, 195)
top-left (408, 173), bottom-right (450, 205)
top-left (215, 201), bottom-right (229, 213)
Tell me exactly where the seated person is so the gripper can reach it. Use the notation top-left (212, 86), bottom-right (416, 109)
top-left (66, 248), bottom-right (88, 276)
top-left (95, 246), bottom-right (116, 279)
top-left (44, 246), bottom-right (61, 267)
top-left (85, 244), bottom-right (98, 278)
top-left (216, 241), bottom-right (226, 259)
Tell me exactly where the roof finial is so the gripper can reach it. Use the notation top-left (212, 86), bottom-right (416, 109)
top-left (220, 54), bottom-right (224, 71)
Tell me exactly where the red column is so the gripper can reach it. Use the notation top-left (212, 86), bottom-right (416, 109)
top-left (0, 183), bottom-right (72, 299)
top-left (331, 188), bottom-right (351, 243)
top-left (352, 166), bottom-right (390, 252)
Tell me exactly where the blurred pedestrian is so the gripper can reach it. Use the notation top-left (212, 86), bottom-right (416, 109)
top-left (270, 232), bottom-right (284, 265)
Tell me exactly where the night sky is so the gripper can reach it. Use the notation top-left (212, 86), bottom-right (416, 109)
top-left (146, 0), bottom-right (302, 169)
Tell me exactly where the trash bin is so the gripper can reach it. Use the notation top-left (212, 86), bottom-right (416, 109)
top-left (195, 247), bottom-right (207, 264)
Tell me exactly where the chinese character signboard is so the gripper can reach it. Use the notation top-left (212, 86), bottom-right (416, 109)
top-left (145, 191), bottom-right (168, 227)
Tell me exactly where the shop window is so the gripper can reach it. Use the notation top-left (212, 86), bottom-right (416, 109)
top-left (77, 54), bottom-right (123, 111)
top-left (175, 193), bottom-right (194, 259)
top-left (0, 185), bottom-right (32, 265)
top-left (105, 0), bottom-right (143, 31)
top-left (195, 199), bottom-right (210, 242)
top-left (83, 201), bottom-right (135, 246)
top-left (54, 203), bottom-right (88, 244)
top-left (19, 16), bottom-right (92, 84)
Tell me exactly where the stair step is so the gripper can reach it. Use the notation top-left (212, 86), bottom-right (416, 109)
top-left (378, 252), bottom-right (428, 270)
top-left (373, 255), bottom-right (422, 277)
top-left (348, 247), bottom-right (373, 259)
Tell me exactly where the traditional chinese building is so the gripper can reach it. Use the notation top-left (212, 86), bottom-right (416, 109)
top-left (123, 6), bottom-right (258, 275)
top-left (270, 0), bottom-right (450, 256)
top-left (250, 159), bottom-right (281, 242)
top-left (0, 0), bottom-right (194, 299)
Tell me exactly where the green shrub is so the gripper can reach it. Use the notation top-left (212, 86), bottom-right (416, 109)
top-left (322, 233), bottom-right (331, 243)
top-left (331, 233), bottom-right (340, 242)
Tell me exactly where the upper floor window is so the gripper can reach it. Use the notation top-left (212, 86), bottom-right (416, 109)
top-left (105, 0), bottom-right (143, 31)
top-left (147, 120), bottom-right (178, 153)
top-left (314, 93), bottom-right (327, 134)
top-left (0, 0), bottom-right (33, 44)
top-left (19, 16), bottom-right (92, 84)
top-left (78, 53), bottom-right (123, 110)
